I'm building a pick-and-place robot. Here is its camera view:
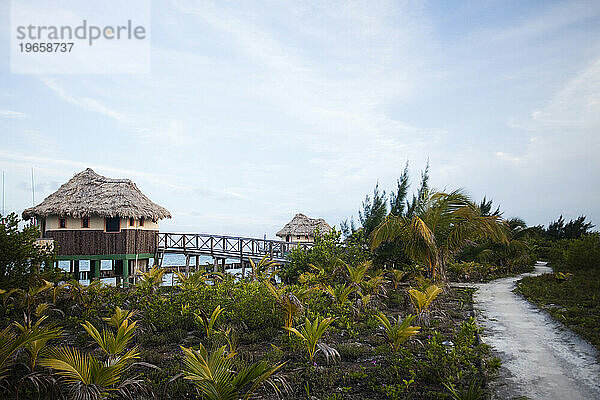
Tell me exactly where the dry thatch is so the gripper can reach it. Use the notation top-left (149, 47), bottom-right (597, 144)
top-left (22, 168), bottom-right (171, 221)
top-left (276, 213), bottom-right (332, 238)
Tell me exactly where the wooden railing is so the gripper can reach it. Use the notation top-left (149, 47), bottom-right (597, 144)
top-left (156, 233), bottom-right (313, 262)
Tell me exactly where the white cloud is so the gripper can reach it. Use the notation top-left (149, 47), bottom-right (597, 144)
top-left (0, 110), bottom-right (28, 118)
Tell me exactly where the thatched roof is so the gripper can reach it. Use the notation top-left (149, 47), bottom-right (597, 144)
top-left (276, 213), bottom-right (332, 238)
top-left (22, 168), bottom-right (171, 221)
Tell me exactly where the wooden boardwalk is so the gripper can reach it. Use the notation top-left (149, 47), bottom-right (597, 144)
top-left (155, 232), bottom-right (313, 268)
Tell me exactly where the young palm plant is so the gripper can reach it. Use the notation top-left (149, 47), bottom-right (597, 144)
top-left (136, 266), bottom-right (165, 293)
top-left (194, 305), bottom-right (225, 338)
top-left (175, 269), bottom-right (224, 290)
top-left (181, 343), bottom-right (287, 400)
top-left (61, 279), bottom-right (103, 308)
top-left (0, 319), bottom-right (62, 382)
top-left (249, 256), bottom-right (280, 281)
top-left (408, 284), bottom-right (443, 323)
top-left (362, 271), bottom-right (388, 296)
top-left (388, 269), bottom-right (407, 289)
top-left (285, 316), bottom-right (339, 364)
top-left (374, 312), bottom-right (420, 352)
top-left (345, 260), bottom-right (372, 287)
top-left (321, 283), bottom-right (357, 309)
top-left (40, 307), bottom-right (145, 399)
top-left (13, 315), bottom-right (62, 369)
top-left (13, 279), bottom-right (53, 320)
top-left (101, 306), bottom-right (139, 328)
top-left (264, 281), bottom-right (307, 334)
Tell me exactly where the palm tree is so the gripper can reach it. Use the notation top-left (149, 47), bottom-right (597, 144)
top-left (0, 319), bottom-right (62, 382)
top-left (12, 279), bottom-right (53, 320)
top-left (181, 343), bottom-right (287, 400)
top-left (14, 315), bottom-right (62, 369)
top-left (136, 266), bottom-right (165, 293)
top-left (344, 260), bottom-right (372, 287)
top-left (174, 269), bottom-right (224, 290)
top-left (264, 281), bottom-right (310, 333)
top-left (284, 316), bottom-right (338, 364)
top-left (40, 346), bottom-right (141, 400)
top-left (371, 190), bottom-right (507, 279)
top-left (479, 217), bottom-right (533, 269)
top-left (40, 307), bottom-right (146, 400)
top-left (249, 256), bottom-right (280, 281)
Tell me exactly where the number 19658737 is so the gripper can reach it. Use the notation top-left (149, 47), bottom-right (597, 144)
top-left (19, 42), bottom-right (74, 52)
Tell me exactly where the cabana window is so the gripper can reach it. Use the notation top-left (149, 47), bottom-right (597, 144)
top-left (140, 217), bottom-right (144, 227)
top-left (129, 217), bottom-right (134, 226)
top-left (59, 218), bottom-right (66, 228)
top-left (82, 218), bottom-right (89, 228)
top-left (105, 217), bottom-right (120, 232)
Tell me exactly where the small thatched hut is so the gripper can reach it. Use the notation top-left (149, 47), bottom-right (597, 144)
top-left (276, 213), bottom-right (332, 243)
top-left (22, 168), bottom-right (171, 284)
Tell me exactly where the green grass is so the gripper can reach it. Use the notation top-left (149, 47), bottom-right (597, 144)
top-left (515, 269), bottom-right (600, 351)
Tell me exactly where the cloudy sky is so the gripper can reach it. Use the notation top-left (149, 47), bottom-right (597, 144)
top-left (1, 0), bottom-right (599, 237)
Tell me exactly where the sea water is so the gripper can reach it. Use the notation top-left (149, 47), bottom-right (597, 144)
top-left (58, 253), bottom-right (245, 286)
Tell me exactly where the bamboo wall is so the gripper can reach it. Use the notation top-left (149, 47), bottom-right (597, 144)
top-left (46, 229), bottom-right (156, 255)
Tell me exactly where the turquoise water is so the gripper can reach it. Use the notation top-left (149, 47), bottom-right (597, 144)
top-left (58, 253), bottom-right (245, 286)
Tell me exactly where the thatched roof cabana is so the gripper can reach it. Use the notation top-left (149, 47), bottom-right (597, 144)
top-left (276, 213), bottom-right (332, 239)
top-left (22, 168), bottom-right (171, 221)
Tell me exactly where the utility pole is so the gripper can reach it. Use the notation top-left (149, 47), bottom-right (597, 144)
top-left (2, 170), bottom-right (4, 216)
top-left (31, 167), bottom-right (35, 206)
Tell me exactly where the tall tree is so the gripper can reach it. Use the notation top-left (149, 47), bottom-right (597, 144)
top-left (0, 213), bottom-right (57, 289)
top-left (405, 161), bottom-right (429, 218)
top-left (546, 215), bottom-right (565, 240)
top-left (479, 196), bottom-right (502, 217)
top-left (563, 216), bottom-right (595, 239)
top-left (371, 190), bottom-right (507, 279)
top-left (358, 183), bottom-right (387, 237)
top-left (545, 215), bottom-right (594, 240)
top-left (389, 161), bottom-right (410, 216)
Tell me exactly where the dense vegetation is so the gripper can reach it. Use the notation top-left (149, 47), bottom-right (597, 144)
top-left (2, 165), bottom-right (573, 399)
top-left (1, 259), bottom-right (504, 399)
top-left (516, 230), bottom-right (600, 351)
top-left (0, 213), bottom-right (58, 288)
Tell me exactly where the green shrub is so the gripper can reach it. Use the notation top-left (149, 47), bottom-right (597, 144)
top-left (336, 343), bottom-right (370, 361)
top-left (141, 280), bottom-right (283, 339)
top-left (564, 233), bottom-right (600, 271)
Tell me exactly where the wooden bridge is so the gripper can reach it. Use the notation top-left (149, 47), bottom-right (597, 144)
top-left (155, 232), bottom-right (313, 275)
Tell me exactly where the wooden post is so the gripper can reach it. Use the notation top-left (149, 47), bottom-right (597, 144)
top-left (123, 259), bottom-right (129, 288)
top-left (185, 254), bottom-right (190, 275)
top-left (73, 260), bottom-right (80, 281)
top-left (195, 255), bottom-right (199, 270)
top-left (93, 260), bottom-right (100, 279)
top-left (240, 242), bottom-right (244, 279)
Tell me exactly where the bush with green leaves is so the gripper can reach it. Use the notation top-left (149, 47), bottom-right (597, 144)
top-left (418, 318), bottom-right (498, 388)
top-left (0, 213), bottom-right (58, 289)
top-left (142, 279), bottom-right (283, 338)
top-left (280, 228), bottom-right (371, 284)
top-left (564, 233), bottom-right (600, 271)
